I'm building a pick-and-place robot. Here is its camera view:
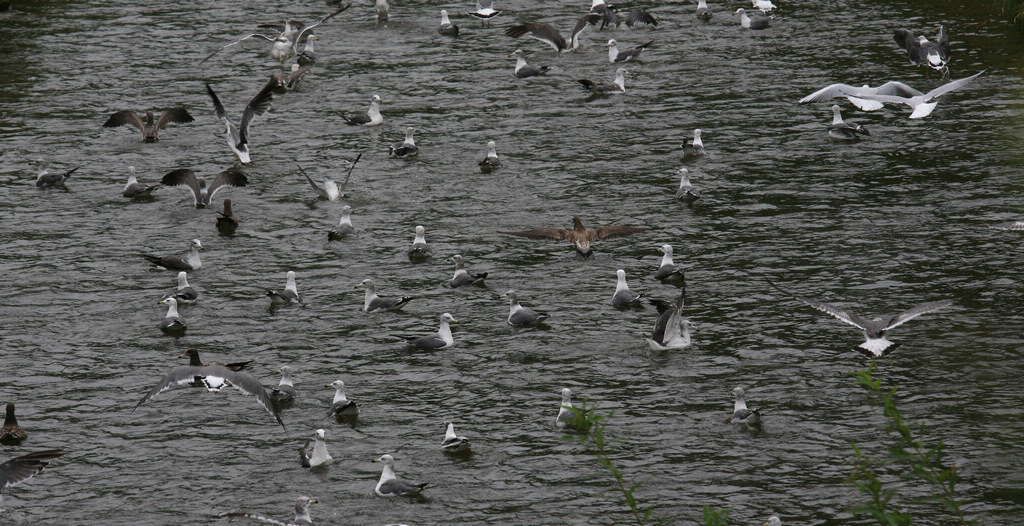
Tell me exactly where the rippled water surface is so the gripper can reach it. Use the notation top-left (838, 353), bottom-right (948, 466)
top-left (2, 0), bottom-right (1024, 524)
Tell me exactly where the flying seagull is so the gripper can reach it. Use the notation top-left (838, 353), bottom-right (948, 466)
top-left (894, 25), bottom-right (950, 70)
top-left (141, 239), bottom-right (203, 271)
top-left (179, 348), bottom-right (253, 371)
top-left (505, 15), bottom-right (599, 53)
top-left (467, 0), bottom-right (500, 23)
top-left (201, 5), bottom-right (350, 64)
top-left (133, 363), bottom-right (286, 429)
top-left (768, 280), bottom-right (956, 357)
top-left (850, 70), bottom-right (984, 119)
top-left (161, 166), bottom-right (247, 207)
top-left (798, 81), bottom-right (925, 111)
top-left (507, 215), bottom-right (646, 257)
top-left (223, 496), bottom-right (318, 525)
top-left (102, 108), bottom-right (193, 142)
top-left (206, 77), bottom-right (282, 164)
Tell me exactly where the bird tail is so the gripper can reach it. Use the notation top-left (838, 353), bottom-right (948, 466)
top-left (577, 79), bottom-right (597, 90)
top-left (140, 254), bottom-right (162, 266)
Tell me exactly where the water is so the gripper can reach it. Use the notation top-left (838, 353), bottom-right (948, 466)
top-left (1, 0), bottom-right (1023, 524)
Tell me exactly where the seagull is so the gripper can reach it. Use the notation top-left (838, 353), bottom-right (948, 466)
top-left (826, 105), bottom-right (869, 140)
top-left (578, 68), bottom-right (628, 94)
top-left (438, 9), bottom-right (459, 36)
top-left (161, 271), bottom-right (199, 304)
top-left (373, 455), bottom-right (428, 497)
top-left (407, 225), bottom-right (432, 260)
top-left (295, 34), bottom-right (318, 66)
top-left (751, 0), bottom-right (775, 14)
top-left (623, 7), bottom-right (658, 28)
top-left (646, 289), bottom-right (691, 350)
top-left (255, 19), bottom-right (306, 42)
top-left (768, 280), bottom-right (956, 357)
top-left (851, 70), bottom-right (984, 119)
top-left (441, 422), bottom-right (470, 454)
top-left (30, 160), bottom-right (78, 189)
top-left (157, 297), bottom-right (187, 335)
top-left (734, 8), bottom-right (771, 29)
top-left (269, 366), bottom-right (298, 403)
top-left (0, 403), bottom-right (25, 443)
top-left (266, 271), bottom-right (300, 305)
top-left (681, 129), bottom-right (706, 158)
top-left (606, 39), bottom-right (652, 63)
top-left (133, 363), bottom-right (286, 429)
top-left (506, 215), bottom-right (646, 257)
top-left (1, 450), bottom-right (63, 498)
top-left (299, 429), bottom-right (333, 468)
top-left (765, 517), bottom-right (782, 526)
top-left (161, 166), bottom-right (247, 207)
top-left (325, 380), bottom-right (359, 418)
top-left (505, 290), bottom-right (549, 326)
top-left (141, 239), bottom-right (204, 271)
top-left (122, 166), bottom-right (159, 198)
top-left (328, 206), bottom-right (356, 240)
top-left (388, 127), bottom-right (418, 158)
top-left (217, 199), bottom-right (238, 235)
top-left (449, 254), bottom-right (487, 288)
top-left (555, 387), bottom-right (575, 428)
top-left (375, 0), bottom-right (389, 23)
top-left (509, 49), bottom-right (549, 78)
top-left (589, 0), bottom-right (619, 28)
top-left (654, 244), bottom-right (686, 282)
top-left (467, 0), bottom-right (500, 23)
top-left (224, 496), bottom-right (318, 526)
top-left (202, 5), bottom-right (350, 63)
top-left (479, 140), bottom-right (501, 171)
top-left (611, 269), bottom-right (642, 307)
top-left (405, 313), bottom-right (458, 350)
top-left (178, 348), bottom-right (253, 371)
top-left (277, 64), bottom-right (311, 92)
top-left (102, 108), bottom-right (193, 142)
top-left (297, 164), bottom-right (341, 201)
top-left (798, 81), bottom-right (925, 111)
top-left (206, 77), bottom-right (282, 164)
top-left (344, 94), bottom-right (384, 126)
top-left (726, 387), bottom-right (761, 426)
top-left (695, 0), bottom-right (713, 20)
top-left (894, 26), bottom-right (950, 70)
top-left (200, 32), bottom-right (293, 64)
top-left (674, 169), bottom-right (700, 202)
top-left (355, 278), bottom-right (414, 312)
top-left (992, 221), bottom-right (1024, 231)
top-left (505, 15), bottom-right (598, 53)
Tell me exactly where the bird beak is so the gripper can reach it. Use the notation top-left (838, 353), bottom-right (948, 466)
top-left (452, 318), bottom-right (460, 324)
top-left (324, 384), bottom-right (332, 388)
top-left (178, 351), bottom-right (189, 357)
top-left (371, 458), bottom-right (378, 463)
top-left (353, 284), bottom-right (362, 289)
top-left (310, 499), bottom-right (319, 504)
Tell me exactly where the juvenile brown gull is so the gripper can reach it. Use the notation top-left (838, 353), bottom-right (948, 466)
top-left (102, 108), bottom-right (193, 142)
top-left (507, 215), bottom-right (645, 257)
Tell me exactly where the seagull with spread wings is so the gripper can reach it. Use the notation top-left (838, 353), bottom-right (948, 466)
top-left (161, 166), bottom-right (247, 206)
top-left (200, 5), bottom-right (350, 64)
top-left (102, 108), bottom-right (194, 142)
top-left (894, 25), bottom-right (951, 71)
top-left (507, 216), bottom-right (646, 257)
top-left (205, 77), bottom-right (282, 164)
top-left (1, 450), bottom-right (63, 500)
top-left (768, 280), bottom-right (956, 357)
top-left (505, 14), bottom-right (600, 53)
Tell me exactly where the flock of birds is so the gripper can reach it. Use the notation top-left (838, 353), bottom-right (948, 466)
top-left (4, 0), bottom-right (1000, 524)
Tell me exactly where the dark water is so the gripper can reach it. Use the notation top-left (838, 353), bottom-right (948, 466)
top-left (2, 0), bottom-right (1023, 524)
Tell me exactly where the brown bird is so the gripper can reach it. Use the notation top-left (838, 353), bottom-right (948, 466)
top-left (216, 199), bottom-right (238, 235)
top-left (0, 403), bottom-right (26, 443)
top-left (102, 109), bottom-right (194, 142)
top-left (179, 348), bottom-right (253, 371)
top-left (507, 216), bottom-right (646, 257)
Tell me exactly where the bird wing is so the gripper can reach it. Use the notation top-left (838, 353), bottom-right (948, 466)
top-left (155, 108), bottom-right (195, 129)
top-left (102, 110), bottom-right (145, 131)
top-left (294, 4), bottom-right (351, 43)
top-left (207, 167), bottom-right (248, 201)
top-left (625, 8), bottom-right (657, 27)
top-left (937, 25), bottom-right (951, 60)
top-left (379, 478), bottom-right (426, 495)
top-left (287, 66), bottom-right (310, 89)
top-left (591, 225), bottom-right (646, 240)
top-left (923, 70), bottom-right (984, 100)
top-left (571, 13), bottom-right (598, 40)
top-left (876, 81), bottom-right (923, 98)
top-left (296, 164), bottom-right (326, 196)
top-left (200, 33), bottom-right (275, 64)
top-left (506, 227), bottom-right (570, 241)
top-left (0, 450), bottom-right (63, 492)
top-left (591, 4), bottom-right (619, 28)
top-left (217, 368), bottom-right (287, 430)
top-left (133, 365), bottom-right (209, 411)
top-left (892, 29), bottom-right (918, 52)
top-left (798, 83), bottom-right (861, 103)
top-left (884, 299), bottom-right (955, 330)
top-left (205, 83), bottom-right (234, 136)
top-left (221, 512), bottom-right (292, 526)
top-left (505, 23), bottom-right (566, 52)
top-left (407, 334), bottom-right (448, 349)
top-left (767, 280), bottom-right (870, 330)
top-left (238, 76), bottom-right (280, 146)
top-left (161, 169), bottom-right (202, 204)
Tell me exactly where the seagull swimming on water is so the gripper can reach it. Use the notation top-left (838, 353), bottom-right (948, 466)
top-left (266, 271), bottom-right (300, 305)
top-left (826, 105), bottom-right (869, 140)
top-left (373, 455), bottom-right (428, 497)
top-left (674, 169), bottom-right (700, 202)
top-left (695, 0), bottom-right (713, 20)
top-left (405, 313), bottom-right (458, 350)
top-left (299, 429), bottom-right (333, 468)
top-left (441, 422), bottom-right (471, 454)
top-left (449, 254), bottom-right (487, 288)
top-left (102, 108), bottom-right (193, 142)
top-left (646, 289), bottom-right (691, 350)
top-left (328, 206), bottom-right (356, 239)
top-left (206, 77), bottom-right (282, 164)
top-left (479, 140), bottom-right (501, 171)
top-left (223, 496), bottom-right (318, 526)
top-left (0, 450), bottom-right (63, 499)
top-left (578, 68), bottom-right (628, 94)
top-left (122, 166), bottom-right (159, 198)
top-left (509, 49), bottom-right (549, 78)
top-left (344, 94), bottom-right (384, 126)
top-left (768, 280), bottom-right (956, 357)
top-left (216, 199), bottom-right (238, 235)
top-left (355, 278), bottom-right (414, 312)
top-left (611, 269), bottom-right (642, 307)
top-left (681, 129), bottom-right (706, 158)
top-left (606, 39), bottom-right (652, 63)
top-left (157, 297), bottom-right (187, 335)
top-left (161, 271), bottom-right (199, 304)
top-left (438, 10), bottom-right (459, 36)
top-left (505, 290), bottom-right (549, 326)
top-left (726, 387), bottom-right (761, 426)
top-left (161, 166), bottom-right (247, 207)
top-left (507, 216), bottom-right (646, 257)
top-left (31, 160), bottom-right (78, 189)
top-left (388, 127), bottom-right (418, 158)
top-left (734, 8), bottom-right (771, 29)
top-left (269, 366), bottom-right (298, 403)
top-left (325, 380), bottom-right (358, 418)
top-left (654, 244), bottom-right (685, 282)
top-left (141, 239), bottom-right (203, 271)
top-left (556, 387), bottom-right (575, 428)
top-left (894, 26), bottom-right (950, 71)
top-left (407, 225), bottom-right (432, 260)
